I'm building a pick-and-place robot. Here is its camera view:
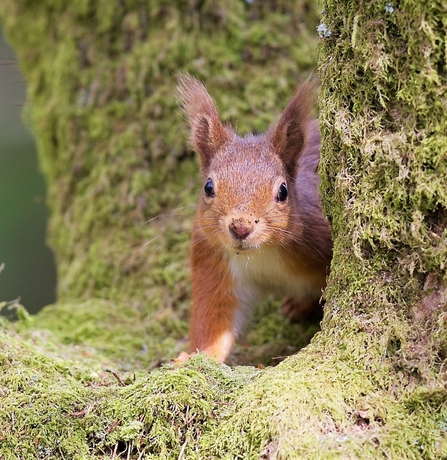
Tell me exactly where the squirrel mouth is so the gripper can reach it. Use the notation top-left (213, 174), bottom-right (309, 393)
top-left (232, 242), bottom-right (256, 254)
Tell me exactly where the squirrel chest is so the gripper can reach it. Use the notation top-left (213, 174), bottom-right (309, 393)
top-left (227, 246), bottom-right (316, 304)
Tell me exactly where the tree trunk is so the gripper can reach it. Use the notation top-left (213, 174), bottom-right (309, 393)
top-left (0, 1), bottom-right (446, 459)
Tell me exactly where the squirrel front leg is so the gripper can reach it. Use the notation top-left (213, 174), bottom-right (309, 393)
top-left (189, 233), bottom-right (239, 362)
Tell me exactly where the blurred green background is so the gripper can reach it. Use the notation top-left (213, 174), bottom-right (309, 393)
top-left (0, 27), bottom-right (56, 313)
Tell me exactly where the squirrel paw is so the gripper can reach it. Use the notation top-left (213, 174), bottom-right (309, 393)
top-left (172, 351), bottom-right (193, 363)
top-left (281, 296), bottom-right (322, 322)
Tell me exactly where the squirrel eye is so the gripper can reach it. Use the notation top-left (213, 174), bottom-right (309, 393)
top-left (204, 178), bottom-right (215, 197)
top-left (276, 182), bottom-right (288, 202)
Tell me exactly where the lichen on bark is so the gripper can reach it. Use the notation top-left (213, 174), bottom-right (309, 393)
top-left (0, 0), bottom-right (446, 459)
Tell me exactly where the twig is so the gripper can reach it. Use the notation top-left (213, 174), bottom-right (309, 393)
top-left (106, 369), bottom-right (126, 386)
top-left (112, 442), bottom-right (118, 460)
top-left (178, 439), bottom-right (187, 460)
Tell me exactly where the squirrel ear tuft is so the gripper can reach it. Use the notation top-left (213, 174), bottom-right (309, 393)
top-left (270, 80), bottom-right (316, 178)
top-left (177, 74), bottom-right (229, 170)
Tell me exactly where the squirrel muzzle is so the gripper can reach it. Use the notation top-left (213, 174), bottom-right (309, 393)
top-left (229, 217), bottom-right (254, 241)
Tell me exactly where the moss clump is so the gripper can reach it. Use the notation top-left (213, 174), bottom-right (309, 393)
top-left (204, 343), bottom-right (447, 459)
top-left (0, 327), bottom-right (258, 459)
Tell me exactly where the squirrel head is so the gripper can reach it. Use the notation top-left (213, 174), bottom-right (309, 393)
top-left (177, 74), bottom-right (315, 253)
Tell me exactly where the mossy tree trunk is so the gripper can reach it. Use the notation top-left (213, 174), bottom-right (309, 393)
top-left (0, 1), bottom-right (446, 459)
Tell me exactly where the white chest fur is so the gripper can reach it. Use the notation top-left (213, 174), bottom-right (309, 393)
top-left (227, 246), bottom-right (317, 332)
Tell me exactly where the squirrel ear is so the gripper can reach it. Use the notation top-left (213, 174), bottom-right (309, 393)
top-left (270, 81), bottom-right (315, 178)
top-left (177, 74), bottom-right (229, 170)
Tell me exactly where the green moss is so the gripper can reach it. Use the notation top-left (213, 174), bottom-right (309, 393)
top-left (202, 334), bottom-right (447, 459)
top-left (0, 328), bottom-right (258, 459)
top-left (1, 0), bottom-right (446, 458)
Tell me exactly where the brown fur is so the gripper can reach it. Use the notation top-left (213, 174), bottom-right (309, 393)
top-left (177, 74), bottom-right (332, 362)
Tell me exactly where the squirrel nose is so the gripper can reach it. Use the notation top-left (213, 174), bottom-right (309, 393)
top-left (229, 218), bottom-right (253, 240)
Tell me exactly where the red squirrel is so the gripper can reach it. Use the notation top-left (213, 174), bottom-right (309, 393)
top-left (177, 75), bottom-right (332, 362)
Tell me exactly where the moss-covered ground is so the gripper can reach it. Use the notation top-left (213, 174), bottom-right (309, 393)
top-left (0, 0), bottom-right (446, 458)
top-left (0, 315), bottom-right (259, 459)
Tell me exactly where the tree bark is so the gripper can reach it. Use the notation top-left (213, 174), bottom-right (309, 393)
top-left (0, 1), bottom-right (446, 459)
